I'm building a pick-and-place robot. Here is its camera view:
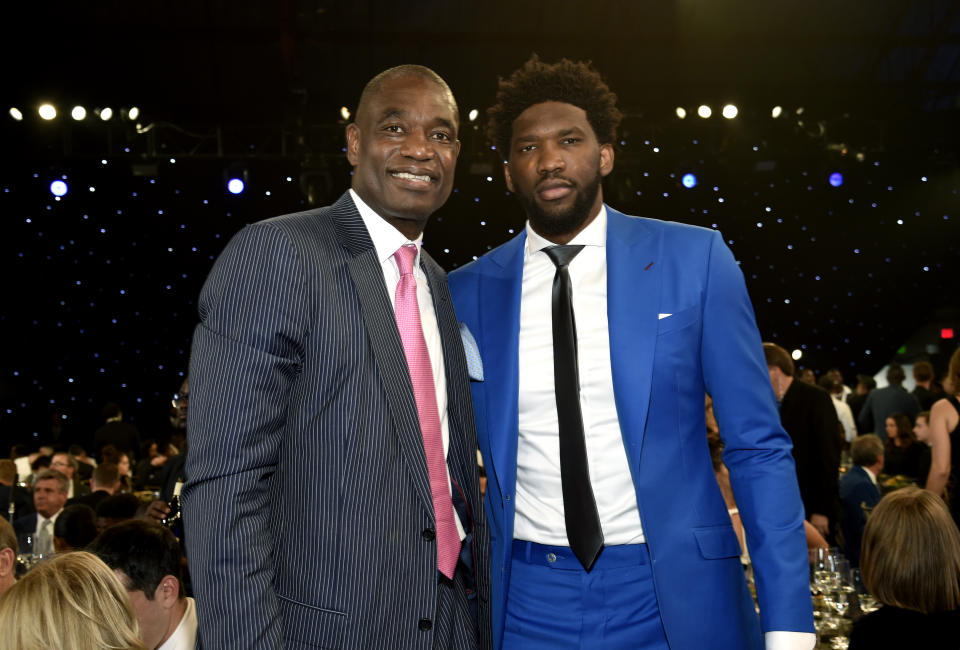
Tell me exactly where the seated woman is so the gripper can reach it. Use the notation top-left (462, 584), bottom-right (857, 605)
top-left (849, 487), bottom-right (960, 648)
top-left (883, 412), bottom-right (931, 484)
top-left (0, 550), bottom-right (146, 649)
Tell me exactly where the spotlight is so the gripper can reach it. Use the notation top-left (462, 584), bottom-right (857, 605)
top-left (468, 109), bottom-right (479, 122)
top-left (71, 106), bottom-right (87, 121)
top-left (9, 107), bottom-right (23, 121)
top-left (771, 106), bottom-right (783, 118)
top-left (675, 107), bottom-right (687, 119)
top-left (39, 104), bottom-right (57, 120)
top-left (697, 105), bottom-right (712, 119)
top-left (227, 178), bottom-right (245, 195)
top-left (791, 349), bottom-right (803, 361)
top-left (50, 180), bottom-right (69, 197)
top-left (340, 106), bottom-right (351, 121)
top-left (721, 104), bottom-right (738, 119)
top-left (681, 173), bottom-right (697, 188)
top-left (127, 106), bottom-right (140, 120)
top-left (828, 172), bottom-right (843, 187)
top-left (99, 107), bottom-right (114, 121)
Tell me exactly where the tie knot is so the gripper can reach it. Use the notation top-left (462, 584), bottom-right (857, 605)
top-left (544, 244), bottom-right (584, 269)
top-left (394, 244), bottom-right (418, 276)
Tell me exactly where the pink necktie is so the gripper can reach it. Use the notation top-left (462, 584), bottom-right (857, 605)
top-left (393, 244), bottom-right (460, 579)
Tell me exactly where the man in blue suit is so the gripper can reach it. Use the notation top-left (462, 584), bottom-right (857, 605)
top-left (448, 56), bottom-right (815, 649)
top-left (838, 435), bottom-right (883, 567)
top-left (184, 65), bottom-right (490, 649)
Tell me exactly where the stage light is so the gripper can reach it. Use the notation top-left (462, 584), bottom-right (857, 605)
top-left (771, 106), bottom-right (783, 118)
top-left (127, 106), bottom-right (140, 120)
top-left (99, 107), bottom-right (114, 121)
top-left (9, 107), bottom-right (23, 121)
top-left (227, 178), bottom-right (245, 194)
top-left (828, 172), bottom-right (843, 187)
top-left (468, 109), bottom-right (479, 122)
top-left (681, 173), bottom-right (697, 188)
top-left (697, 105), bottom-right (712, 119)
top-left (943, 328), bottom-right (955, 340)
top-left (721, 104), bottom-right (738, 119)
top-left (50, 180), bottom-right (68, 197)
top-left (71, 106), bottom-right (87, 121)
top-left (340, 106), bottom-right (351, 121)
top-left (39, 104), bottom-right (57, 120)
top-left (675, 107), bottom-right (687, 119)
top-left (791, 349), bottom-right (803, 361)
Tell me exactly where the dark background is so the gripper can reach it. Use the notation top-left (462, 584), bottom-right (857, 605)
top-left (2, 0), bottom-right (959, 449)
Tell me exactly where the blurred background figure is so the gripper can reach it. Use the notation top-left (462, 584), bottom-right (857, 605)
top-left (819, 374), bottom-right (857, 448)
top-left (90, 520), bottom-right (197, 650)
top-left (0, 551), bottom-right (146, 650)
top-left (51, 451), bottom-right (89, 500)
top-left (799, 367), bottom-right (817, 385)
top-left (911, 361), bottom-right (943, 411)
top-left (95, 493), bottom-right (142, 532)
top-left (0, 459), bottom-right (33, 522)
top-left (849, 487), bottom-right (960, 648)
top-left (68, 444), bottom-right (97, 483)
top-left (53, 504), bottom-right (100, 552)
top-left (925, 348), bottom-right (960, 528)
top-left (94, 403), bottom-right (141, 463)
top-left (847, 375), bottom-right (877, 433)
top-left (913, 411), bottom-right (932, 445)
top-left (69, 463), bottom-right (121, 511)
top-left (13, 469), bottom-right (68, 558)
top-left (827, 368), bottom-right (853, 402)
top-left (858, 363), bottom-right (921, 443)
top-left (883, 412), bottom-right (931, 485)
top-left (838, 435), bottom-right (883, 567)
top-left (0, 517), bottom-right (17, 598)
top-left (100, 444), bottom-right (133, 493)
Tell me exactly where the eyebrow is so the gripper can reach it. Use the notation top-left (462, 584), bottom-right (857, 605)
top-left (376, 108), bottom-right (457, 132)
top-left (514, 126), bottom-right (585, 144)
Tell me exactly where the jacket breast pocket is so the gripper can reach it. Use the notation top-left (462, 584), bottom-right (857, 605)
top-left (278, 595), bottom-right (348, 649)
top-left (656, 305), bottom-right (699, 336)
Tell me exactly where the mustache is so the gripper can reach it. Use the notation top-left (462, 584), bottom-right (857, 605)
top-left (535, 172), bottom-right (577, 190)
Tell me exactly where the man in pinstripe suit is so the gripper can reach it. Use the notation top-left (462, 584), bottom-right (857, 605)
top-left (183, 65), bottom-right (491, 650)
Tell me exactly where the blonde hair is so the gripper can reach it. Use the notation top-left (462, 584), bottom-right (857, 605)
top-left (0, 551), bottom-right (146, 650)
top-left (860, 487), bottom-right (960, 613)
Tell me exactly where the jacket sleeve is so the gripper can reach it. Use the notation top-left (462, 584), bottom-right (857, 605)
top-left (183, 222), bottom-right (309, 649)
top-left (808, 389), bottom-right (842, 520)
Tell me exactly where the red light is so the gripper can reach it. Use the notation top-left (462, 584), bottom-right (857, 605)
top-left (942, 328), bottom-right (955, 340)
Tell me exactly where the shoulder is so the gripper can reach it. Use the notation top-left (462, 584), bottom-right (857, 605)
top-left (607, 206), bottom-right (720, 249)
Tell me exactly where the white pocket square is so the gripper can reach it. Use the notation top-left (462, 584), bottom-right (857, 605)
top-left (459, 323), bottom-right (484, 381)
top-left (658, 313), bottom-right (673, 320)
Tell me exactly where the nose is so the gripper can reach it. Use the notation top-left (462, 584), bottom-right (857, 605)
top-left (536, 141), bottom-right (564, 175)
top-left (400, 129), bottom-right (435, 161)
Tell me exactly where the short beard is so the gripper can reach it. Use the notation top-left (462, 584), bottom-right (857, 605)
top-left (518, 170), bottom-right (603, 240)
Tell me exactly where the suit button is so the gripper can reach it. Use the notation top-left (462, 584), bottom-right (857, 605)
top-left (422, 528), bottom-right (436, 541)
top-left (419, 618), bottom-right (432, 631)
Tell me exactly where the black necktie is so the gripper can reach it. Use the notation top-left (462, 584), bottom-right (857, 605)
top-left (543, 245), bottom-right (604, 571)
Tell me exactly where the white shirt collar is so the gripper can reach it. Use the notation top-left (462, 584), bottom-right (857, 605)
top-left (862, 466), bottom-right (878, 486)
top-left (524, 204), bottom-right (607, 255)
top-left (349, 189), bottom-right (423, 266)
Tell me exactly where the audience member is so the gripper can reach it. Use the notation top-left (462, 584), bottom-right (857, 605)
top-left (911, 361), bottom-right (943, 411)
top-left (827, 368), bottom-right (853, 402)
top-left (847, 374), bottom-right (876, 431)
top-left (69, 462), bottom-right (121, 511)
top-left (12, 445), bottom-right (53, 483)
top-left (90, 520), bottom-right (197, 650)
top-left (28, 454), bottom-right (52, 486)
top-left (68, 444), bottom-right (96, 482)
top-left (913, 410), bottom-right (932, 445)
top-left (13, 469), bottom-right (69, 557)
top-left (819, 375), bottom-right (857, 445)
top-left (925, 347), bottom-right (960, 528)
top-left (849, 487), bottom-right (960, 649)
top-left (0, 516), bottom-right (17, 598)
top-left (0, 550), bottom-right (146, 650)
top-left (133, 440), bottom-right (169, 491)
top-left (94, 402), bottom-right (141, 462)
top-left (858, 363), bottom-right (921, 442)
top-left (799, 367), bottom-right (817, 385)
top-left (838, 435), bottom-right (883, 567)
top-left (883, 412), bottom-right (931, 484)
top-left (95, 492), bottom-right (142, 531)
top-left (765, 342), bottom-right (842, 538)
top-left (101, 444), bottom-right (133, 492)
top-left (0, 459), bottom-right (33, 522)
top-left (51, 451), bottom-right (90, 500)
top-left (53, 504), bottom-right (99, 552)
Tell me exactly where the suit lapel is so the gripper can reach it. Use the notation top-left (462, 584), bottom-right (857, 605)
top-left (606, 208), bottom-right (662, 469)
top-left (331, 193), bottom-right (434, 517)
top-left (479, 234), bottom-right (526, 504)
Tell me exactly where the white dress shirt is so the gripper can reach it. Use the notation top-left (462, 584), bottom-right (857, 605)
top-left (514, 206), bottom-right (645, 545)
top-left (350, 189), bottom-right (464, 540)
top-left (158, 597), bottom-right (198, 650)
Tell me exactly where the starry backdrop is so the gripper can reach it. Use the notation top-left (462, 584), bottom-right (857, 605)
top-left (2, 0), bottom-right (959, 450)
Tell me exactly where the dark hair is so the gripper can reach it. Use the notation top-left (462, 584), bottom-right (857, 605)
top-left (92, 463), bottom-right (120, 488)
top-left (95, 493), bottom-right (140, 520)
top-left (817, 375), bottom-right (841, 394)
top-left (10, 444), bottom-right (29, 459)
top-left (68, 444), bottom-right (86, 457)
top-left (912, 361), bottom-right (934, 383)
top-left (886, 363), bottom-right (906, 385)
top-left (89, 520), bottom-right (184, 599)
top-left (851, 434), bottom-right (884, 467)
top-left (856, 374), bottom-right (877, 391)
top-left (101, 403), bottom-right (122, 420)
top-left (54, 504), bottom-right (99, 550)
top-left (31, 455), bottom-right (52, 472)
top-left (885, 412), bottom-right (915, 445)
top-left (487, 54), bottom-right (622, 158)
top-left (762, 342), bottom-right (795, 376)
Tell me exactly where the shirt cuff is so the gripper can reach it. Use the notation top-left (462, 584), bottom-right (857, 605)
top-left (765, 631), bottom-right (817, 650)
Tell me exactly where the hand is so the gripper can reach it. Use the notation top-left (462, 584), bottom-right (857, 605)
top-left (143, 499), bottom-right (171, 525)
top-left (150, 455), bottom-right (168, 467)
top-left (810, 513), bottom-right (829, 537)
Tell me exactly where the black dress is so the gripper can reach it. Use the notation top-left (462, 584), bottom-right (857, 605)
top-left (849, 606), bottom-right (960, 649)
top-left (883, 440), bottom-right (932, 485)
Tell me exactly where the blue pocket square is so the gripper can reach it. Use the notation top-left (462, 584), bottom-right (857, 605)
top-left (459, 323), bottom-right (484, 381)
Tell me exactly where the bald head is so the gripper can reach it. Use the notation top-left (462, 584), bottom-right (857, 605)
top-left (355, 65), bottom-right (458, 128)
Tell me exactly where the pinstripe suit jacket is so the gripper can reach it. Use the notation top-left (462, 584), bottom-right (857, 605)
top-left (183, 191), bottom-right (492, 650)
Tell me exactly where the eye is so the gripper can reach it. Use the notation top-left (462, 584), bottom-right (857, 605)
top-left (383, 124), bottom-right (404, 133)
top-left (431, 131), bottom-right (452, 142)
top-left (561, 137), bottom-right (581, 145)
top-left (518, 144), bottom-right (536, 153)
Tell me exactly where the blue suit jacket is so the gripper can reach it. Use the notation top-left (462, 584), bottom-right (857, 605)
top-left (448, 207), bottom-right (814, 649)
top-left (183, 192), bottom-right (491, 650)
top-left (838, 465), bottom-right (881, 567)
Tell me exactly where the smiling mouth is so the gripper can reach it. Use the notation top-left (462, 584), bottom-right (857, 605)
top-left (391, 171), bottom-right (434, 184)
